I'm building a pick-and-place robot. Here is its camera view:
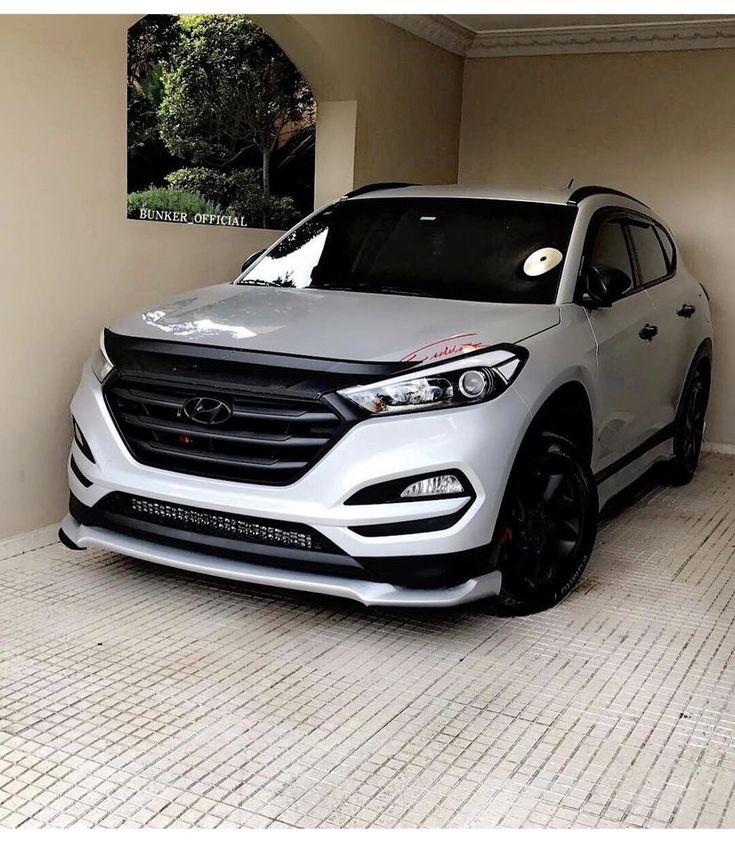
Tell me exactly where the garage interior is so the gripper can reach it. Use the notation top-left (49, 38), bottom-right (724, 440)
top-left (2, 12), bottom-right (735, 829)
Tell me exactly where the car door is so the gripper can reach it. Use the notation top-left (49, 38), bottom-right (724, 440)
top-left (582, 213), bottom-right (663, 472)
top-left (629, 219), bottom-right (699, 424)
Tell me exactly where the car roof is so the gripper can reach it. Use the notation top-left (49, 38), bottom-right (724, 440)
top-left (342, 182), bottom-right (648, 209)
top-left (345, 183), bottom-right (571, 204)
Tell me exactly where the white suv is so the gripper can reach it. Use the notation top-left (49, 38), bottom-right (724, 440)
top-left (60, 183), bottom-right (712, 613)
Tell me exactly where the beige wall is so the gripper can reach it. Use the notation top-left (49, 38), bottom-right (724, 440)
top-left (0, 14), bottom-right (463, 539)
top-left (314, 100), bottom-right (358, 207)
top-left (254, 14), bottom-right (463, 187)
top-left (459, 49), bottom-right (735, 445)
top-left (0, 16), bottom-right (278, 539)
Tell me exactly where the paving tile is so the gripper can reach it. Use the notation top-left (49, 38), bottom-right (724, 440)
top-left (1, 453), bottom-right (735, 826)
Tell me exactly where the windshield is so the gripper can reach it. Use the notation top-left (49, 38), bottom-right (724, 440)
top-left (236, 197), bottom-right (576, 304)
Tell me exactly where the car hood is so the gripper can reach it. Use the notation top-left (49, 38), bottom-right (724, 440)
top-left (109, 283), bottom-right (560, 364)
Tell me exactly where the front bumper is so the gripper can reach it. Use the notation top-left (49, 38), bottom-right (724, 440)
top-left (64, 361), bottom-right (532, 606)
top-left (60, 513), bottom-right (501, 607)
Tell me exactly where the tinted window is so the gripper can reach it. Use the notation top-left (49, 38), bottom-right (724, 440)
top-left (630, 222), bottom-right (669, 284)
top-left (655, 225), bottom-right (676, 271)
top-left (237, 198), bottom-right (577, 305)
top-left (590, 221), bottom-right (635, 295)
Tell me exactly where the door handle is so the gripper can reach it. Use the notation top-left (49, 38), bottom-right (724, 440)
top-left (639, 323), bottom-right (658, 341)
top-left (677, 304), bottom-right (696, 318)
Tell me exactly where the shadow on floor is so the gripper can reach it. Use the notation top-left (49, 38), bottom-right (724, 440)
top-left (598, 461), bottom-right (667, 523)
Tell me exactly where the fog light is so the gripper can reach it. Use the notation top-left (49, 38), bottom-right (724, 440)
top-left (400, 474), bottom-right (465, 499)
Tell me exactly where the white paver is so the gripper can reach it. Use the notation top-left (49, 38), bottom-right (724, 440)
top-left (1, 453), bottom-right (735, 828)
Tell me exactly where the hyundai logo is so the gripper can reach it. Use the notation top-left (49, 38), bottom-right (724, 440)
top-left (182, 397), bottom-right (232, 426)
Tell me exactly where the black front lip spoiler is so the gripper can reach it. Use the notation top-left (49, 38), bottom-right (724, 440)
top-left (58, 527), bottom-right (85, 551)
top-left (67, 492), bottom-right (493, 590)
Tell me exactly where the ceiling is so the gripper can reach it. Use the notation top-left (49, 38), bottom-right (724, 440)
top-left (447, 14), bottom-right (722, 33)
top-left (381, 14), bottom-right (735, 58)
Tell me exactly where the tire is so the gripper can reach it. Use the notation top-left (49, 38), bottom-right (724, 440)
top-left (492, 432), bottom-right (598, 616)
top-left (667, 364), bottom-right (709, 486)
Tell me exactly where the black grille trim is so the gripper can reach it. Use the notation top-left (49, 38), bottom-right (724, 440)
top-left (70, 455), bottom-right (92, 488)
top-left (349, 505), bottom-right (470, 537)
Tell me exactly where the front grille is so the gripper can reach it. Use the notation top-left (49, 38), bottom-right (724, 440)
top-left (104, 375), bottom-right (346, 485)
top-left (95, 492), bottom-right (339, 553)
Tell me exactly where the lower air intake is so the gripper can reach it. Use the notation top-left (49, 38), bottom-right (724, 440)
top-left (95, 492), bottom-right (337, 553)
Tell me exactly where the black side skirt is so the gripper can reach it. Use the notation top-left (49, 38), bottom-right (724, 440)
top-left (594, 423), bottom-right (674, 486)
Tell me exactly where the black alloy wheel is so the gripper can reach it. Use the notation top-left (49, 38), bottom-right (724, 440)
top-left (493, 432), bottom-right (598, 615)
top-left (669, 367), bottom-right (709, 486)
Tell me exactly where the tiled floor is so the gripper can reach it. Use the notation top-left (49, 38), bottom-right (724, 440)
top-left (2, 453), bottom-right (735, 828)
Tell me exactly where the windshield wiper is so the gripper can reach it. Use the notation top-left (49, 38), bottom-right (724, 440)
top-left (321, 284), bottom-right (434, 298)
top-left (363, 286), bottom-right (434, 298)
top-left (238, 280), bottom-right (434, 298)
top-left (237, 278), bottom-right (295, 288)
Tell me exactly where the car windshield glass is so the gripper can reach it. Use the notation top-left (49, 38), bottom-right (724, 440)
top-left (236, 197), bottom-right (576, 304)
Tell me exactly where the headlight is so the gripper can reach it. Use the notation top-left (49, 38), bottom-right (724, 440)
top-left (338, 348), bottom-right (526, 416)
top-left (90, 348), bottom-right (114, 383)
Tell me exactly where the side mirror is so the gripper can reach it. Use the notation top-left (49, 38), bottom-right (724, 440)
top-left (241, 249), bottom-right (264, 274)
top-left (583, 264), bottom-right (632, 308)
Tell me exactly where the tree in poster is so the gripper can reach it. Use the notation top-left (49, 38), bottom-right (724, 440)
top-left (127, 16), bottom-right (181, 167)
top-left (157, 15), bottom-right (314, 228)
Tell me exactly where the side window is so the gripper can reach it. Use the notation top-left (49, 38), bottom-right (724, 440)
top-left (655, 225), bottom-right (676, 273)
top-left (629, 222), bottom-right (669, 284)
top-left (590, 220), bottom-right (635, 295)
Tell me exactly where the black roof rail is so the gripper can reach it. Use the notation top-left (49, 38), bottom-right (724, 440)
top-left (568, 185), bottom-right (648, 207)
top-left (343, 182), bottom-right (418, 199)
